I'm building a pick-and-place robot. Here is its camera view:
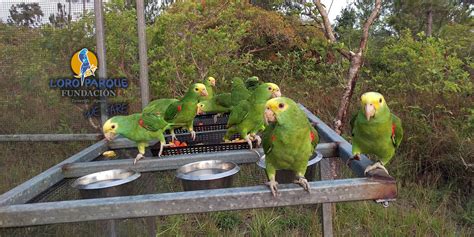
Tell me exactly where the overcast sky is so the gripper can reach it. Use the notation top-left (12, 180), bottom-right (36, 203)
top-left (0, 0), bottom-right (351, 24)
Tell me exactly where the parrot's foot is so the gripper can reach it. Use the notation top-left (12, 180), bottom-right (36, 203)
top-left (213, 113), bottom-right (221, 123)
top-left (294, 176), bottom-right (311, 193)
top-left (265, 180), bottom-right (279, 197)
top-left (245, 135), bottom-right (253, 150)
top-left (346, 154), bottom-right (361, 166)
top-left (133, 153), bottom-right (145, 165)
top-left (170, 132), bottom-right (177, 142)
top-left (254, 135), bottom-right (262, 148)
top-left (364, 161), bottom-right (389, 175)
top-left (190, 130), bottom-right (196, 141)
top-left (157, 142), bottom-right (166, 158)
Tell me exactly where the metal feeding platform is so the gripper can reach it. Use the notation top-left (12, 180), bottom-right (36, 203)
top-left (0, 105), bottom-right (397, 237)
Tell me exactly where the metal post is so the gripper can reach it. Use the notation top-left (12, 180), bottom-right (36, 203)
top-left (320, 158), bottom-right (334, 237)
top-left (94, 0), bottom-right (108, 125)
top-left (136, 0), bottom-right (150, 109)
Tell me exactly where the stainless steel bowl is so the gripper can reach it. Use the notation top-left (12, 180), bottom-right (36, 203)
top-left (257, 152), bottom-right (323, 183)
top-left (71, 169), bottom-right (141, 199)
top-left (176, 160), bottom-right (240, 191)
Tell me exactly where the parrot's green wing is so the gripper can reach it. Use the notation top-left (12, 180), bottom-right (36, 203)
top-left (310, 125), bottom-right (319, 148)
top-left (391, 114), bottom-right (403, 148)
top-left (140, 113), bottom-right (170, 132)
top-left (349, 113), bottom-right (357, 135)
top-left (164, 100), bottom-right (183, 121)
top-left (227, 100), bottom-right (250, 127)
top-left (214, 93), bottom-right (232, 108)
top-left (262, 123), bottom-right (275, 155)
top-left (143, 98), bottom-right (178, 115)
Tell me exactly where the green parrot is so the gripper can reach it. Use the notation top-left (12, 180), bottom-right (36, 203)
top-left (196, 77), bottom-right (252, 122)
top-left (223, 82), bottom-right (282, 149)
top-left (199, 76), bottom-right (216, 101)
top-left (245, 76), bottom-right (261, 91)
top-left (350, 92), bottom-right (403, 175)
top-left (262, 97), bottom-right (318, 196)
top-left (143, 83), bottom-right (209, 141)
top-left (103, 113), bottom-right (173, 164)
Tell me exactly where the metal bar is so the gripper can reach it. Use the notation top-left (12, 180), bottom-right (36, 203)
top-left (0, 178), bottom-right (397, 227)
top-left (61, 143), bottom-right (338, 178)
top-left (299, 104), bottom-right (392, 179)
top-left (136, 0), bottom-right (150, 108)
top-left (320, 158), bottom-right (334, 237)
top-left (0, 134), bottom-right (102, 142)
top-left (0, 140), bottom-right (108, 206)
top-left (94, 0), bottom-right (108, 125)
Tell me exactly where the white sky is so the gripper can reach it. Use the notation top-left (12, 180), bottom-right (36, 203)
top-left (322, 0), bottom-right (353, 23)
top-left (0, 0), bottom-right (351, 24)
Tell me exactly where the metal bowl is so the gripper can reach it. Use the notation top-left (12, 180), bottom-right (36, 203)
top-left (72, 169), bottom-right (141, 190)
top-left (71, 169), bottom-right (141, 199)
top-left (176, 160), bottom-right (240, 191)
top-left (257, 152), bottom-right (323, 183)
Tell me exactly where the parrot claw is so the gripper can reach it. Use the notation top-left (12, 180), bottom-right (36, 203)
top-left (158, 142), bottom-right (164, 158)
top-left (265, 180), bottom-right (279, 197)
top-left (190, 130), bottom-right (196, 141)
top-left (213, 114), bottom-right (220, 123)
top-left (245, 135), bottom-right (253, 150)
top-left (254, 135), bottom-right (262, 148)
top-left (294, 176), bottom-right (311, 193)
top-left (364, 161), bottom-right (389, 175)
top-left (170, 132), bottom-right (177, 142)
top-left (133, 153), bottom-right (145, 165)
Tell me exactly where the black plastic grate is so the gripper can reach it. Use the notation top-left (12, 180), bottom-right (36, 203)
top-left (152, 130), bottom-right (256, 157)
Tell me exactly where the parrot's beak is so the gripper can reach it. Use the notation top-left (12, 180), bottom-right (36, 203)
top-left (272, 90), bottom-right (281, 98)
top-left (104, 132), bottom-right (116, 141)
top-left (264, 108), bottom-right (276, 124)
top-left (211, 80), bottom-right (216, 86)
top-left (365, 103), bottom-right (376, 121)
top-left (200, 89), bottom-right (208, 97)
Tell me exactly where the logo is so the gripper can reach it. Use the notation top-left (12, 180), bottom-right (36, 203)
top-left (71, 48), bottom-right (98, 86)
top-left (49, 48), bottom-right (129, 101)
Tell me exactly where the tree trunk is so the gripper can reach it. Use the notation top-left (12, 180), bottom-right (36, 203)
top-left (426, 6), bottom-right (433, 37)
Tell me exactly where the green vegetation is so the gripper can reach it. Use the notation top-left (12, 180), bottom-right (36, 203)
top-left (0, 0), bottom-right (472, 236)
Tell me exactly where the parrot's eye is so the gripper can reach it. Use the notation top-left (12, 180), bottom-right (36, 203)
top-left (268, 87), bottom-right (272, 90)
top-left (278, 103), bottom-right (284, 109)
top-left (195, 88), bottom-right (199, 91)
top-left (111, 125), bottom-right (115, 129)
top-left (379, 98), bottom-right (383, 103)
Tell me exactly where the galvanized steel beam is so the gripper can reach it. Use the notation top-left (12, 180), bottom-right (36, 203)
top-left (0, 178), bottom-right (397, 227)
top-left (0, 134), bottom-right (102, 142)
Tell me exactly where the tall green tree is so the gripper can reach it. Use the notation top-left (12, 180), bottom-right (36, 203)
top-left (387, 0), bottom-right (472, 37)
top-left (7, 3), bottom-right (44, 27)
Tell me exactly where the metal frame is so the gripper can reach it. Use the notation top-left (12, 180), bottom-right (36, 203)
top-left (0, 106), bottom-right (397, 237)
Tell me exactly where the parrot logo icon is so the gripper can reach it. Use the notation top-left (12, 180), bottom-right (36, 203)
top-left (71, 48), bottom-right (98, 86)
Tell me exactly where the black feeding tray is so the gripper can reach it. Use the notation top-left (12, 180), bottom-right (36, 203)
top-left (169, 113), bottom-right (229, 134)
top-left (151, 129), bottom-right (256, 157)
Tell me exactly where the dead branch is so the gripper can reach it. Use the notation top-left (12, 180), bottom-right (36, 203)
top-left (314, 0), bottom-right (382, 135)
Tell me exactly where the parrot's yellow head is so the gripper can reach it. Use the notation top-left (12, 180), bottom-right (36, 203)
top-left (265, 83), bottom-right (282, 98)
top-left (103, 118), bottom-right (119, 141)
top-left (264, 97), bottom-right (289, 124)
top-left (196, 102), bottom-right (206, 115)
top-left (193, 83), bottom-right (209, 97)
top-left (207, 77), bottom-right (216, 86)
top-left (360, 92), bottom-right (386, 121)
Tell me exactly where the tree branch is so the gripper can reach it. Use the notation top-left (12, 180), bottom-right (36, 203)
top-left (358, 0), bottom-right (382, 53)
top-left (313, 0), bottom-right (350, 59)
